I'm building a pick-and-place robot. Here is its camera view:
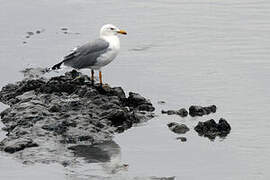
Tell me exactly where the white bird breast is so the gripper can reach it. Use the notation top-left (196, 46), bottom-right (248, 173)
top-left (92, 35), bottom-right (120, 69)
top-left (94, 49), bottom-right (119, 69)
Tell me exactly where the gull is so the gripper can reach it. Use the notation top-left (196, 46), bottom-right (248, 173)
top-left (52, 24), bottom-right (127, 85)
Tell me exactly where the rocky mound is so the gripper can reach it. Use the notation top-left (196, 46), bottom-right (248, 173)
top-left (0, 70), bottom-right (154, 163)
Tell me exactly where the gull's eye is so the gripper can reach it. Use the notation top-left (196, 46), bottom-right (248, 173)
top-left (110, 27), bottom-right (115, 30)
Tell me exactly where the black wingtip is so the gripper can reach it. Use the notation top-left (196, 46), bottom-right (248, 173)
top-left (52, 62), bottom-right (63, 70)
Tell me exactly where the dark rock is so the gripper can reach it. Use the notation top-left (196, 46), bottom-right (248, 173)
top-left (167, 122), bottom-right (190, 134)
top-left (22, 161), bottom-right (34, 165)
top-left (0, 138), bottom-right (38, 153)
top-left (189, 105), bottom-right (217, 117)
top-left (161, 108), bottom-right (188, 117)
top-left (194, 118), bottom-right (231, 140)
top-left (61, 27), bottom-right (68, 31)
top-left (126, 92), bottom-right (155, 112)
top-left (17, 79), bottom-right (45, 94)
top-left (161, 110), bottom-right (176, 115)
top-left (176, 108), bottom-right (188, 117)
top-left (26, 32), bottom-right (34, 36)
top-left (0, 70), bottom-right (155, 163)
top-left (176, 137), bottom-right (187, 142)
top-left (61, 160), bottom-right (70, 167)
top-left (127, 92), bottom-right (146, 106)
top-left (0, 108), bottom-right (11, 119)
top-left (106, 109), bottom-right (128, 127)
top-left (48, 104), bottom-right (61, 112)
top-left (0, 80), bottom-right (45, 105)
top-left (41, 122), bottom-right (68, 134)
top-left (217, 118), bottom-right (231, 132)
top-left (137, 103), bottom-right (155, 112)
top-left (157, 101), bottom-right (166, 105)
top-left (111, 87), bottom-right (126, 99)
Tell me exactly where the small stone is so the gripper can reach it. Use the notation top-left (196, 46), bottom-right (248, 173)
top-left (162, 108), bottom-right (188, 117)
top-left (26, 32), bottom-right (34, 36)
top-left (157, 101), bottom-right (166, 105)
top-left (189, 105), bottom-right (217, 117)
top-left (161, 110), bottom-right (167, 114)
top-left (176, 137), bottom-right (187, 142)
top-left (22, 161), bottom-right (34, 165)
top-left (161, 110), bottom-right (176, 115)
top-left (61, 160), bottom-right (70, 167)
top-left (167, 122), bottom-right (190, 134)
top-left (48, 105), bottom-right (61, 112)
top-left (176, 108), bottom-right (188, 117)
top-left (61, 27), bottom-right (68, 31)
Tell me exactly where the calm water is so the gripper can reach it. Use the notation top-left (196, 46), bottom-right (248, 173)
top-left (0, 0), bottom-right (270, 179)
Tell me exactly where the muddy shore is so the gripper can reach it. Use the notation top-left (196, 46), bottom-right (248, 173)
top-left (0, 70), bottom-right (155, 164)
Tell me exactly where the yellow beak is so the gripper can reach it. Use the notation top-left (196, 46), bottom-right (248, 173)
top-left (117, 30), bottom-right (127, 35)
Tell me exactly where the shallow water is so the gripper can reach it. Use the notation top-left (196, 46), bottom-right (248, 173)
top-left (1, 0), bottom-right (270, 179)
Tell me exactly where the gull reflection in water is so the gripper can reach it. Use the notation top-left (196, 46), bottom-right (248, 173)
top-left (67, 141), bottom-right (175, 180)
top-left (68, 141), bottom-right (128, 174)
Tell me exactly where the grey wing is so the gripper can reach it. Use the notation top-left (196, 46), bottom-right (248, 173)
top-left (63, 38), bottom-right (110, 69)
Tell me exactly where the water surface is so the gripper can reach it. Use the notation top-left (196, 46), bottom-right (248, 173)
top-left (0, 0), bottom-right (270, 179)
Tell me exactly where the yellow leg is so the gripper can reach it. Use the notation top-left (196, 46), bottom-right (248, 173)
top-left (91, 69), bottom-right (94, 84)
top-left (99, 71), bottom-right (103, 85)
